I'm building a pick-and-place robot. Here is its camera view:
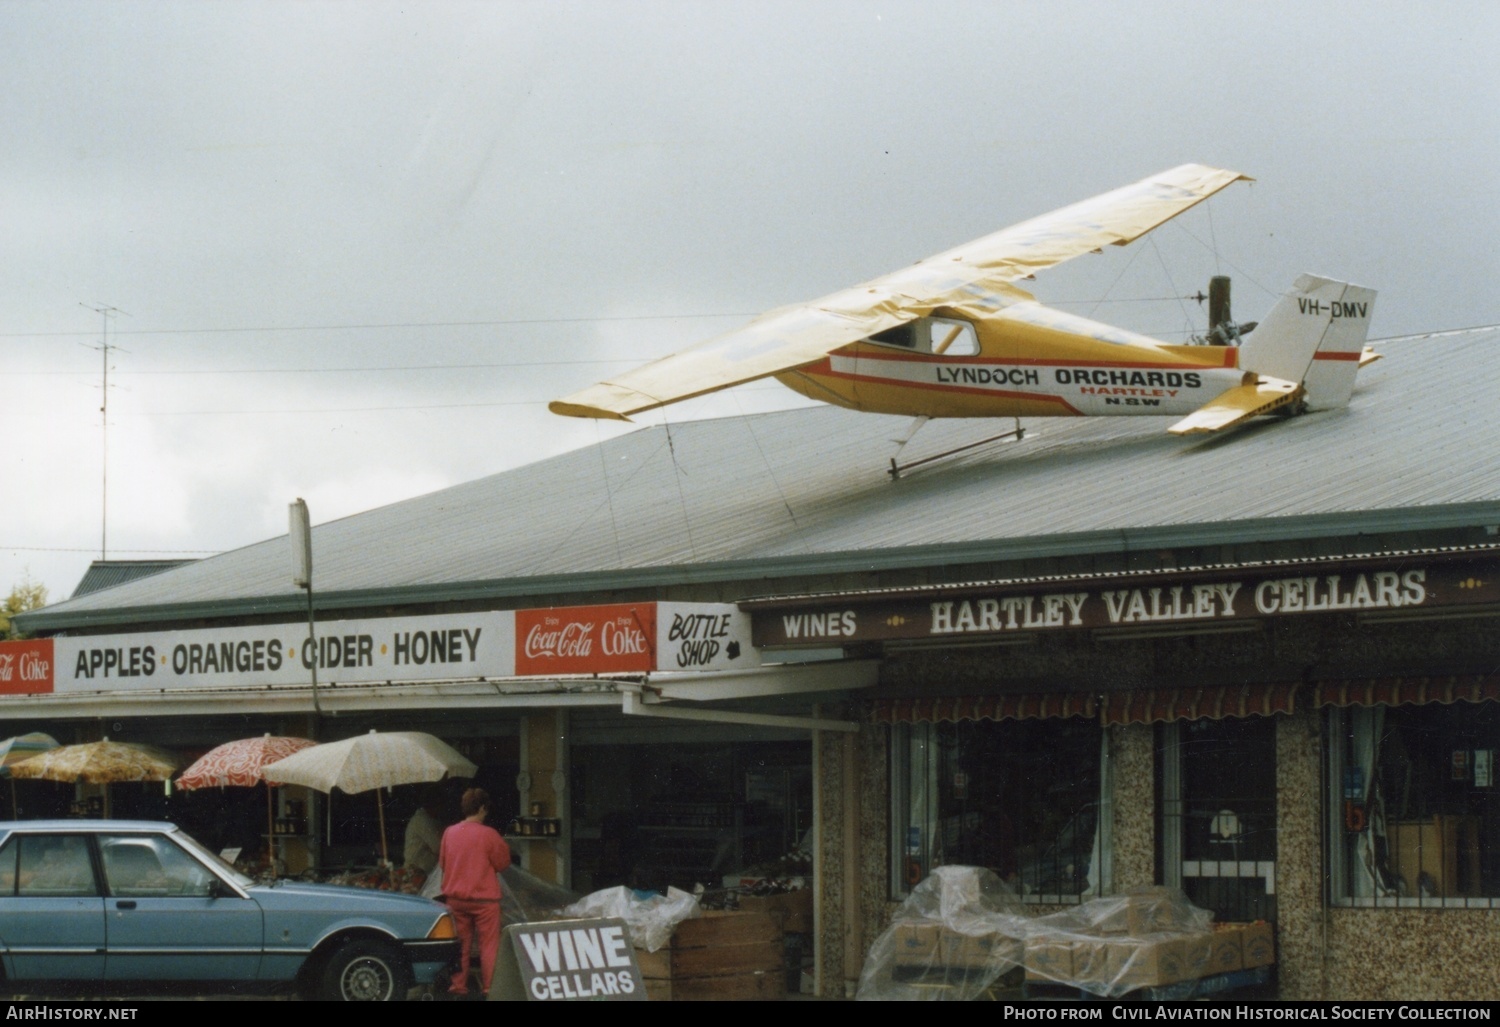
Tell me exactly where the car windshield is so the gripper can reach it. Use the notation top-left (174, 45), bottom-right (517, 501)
top-left (169, 827), bottom-right (255, 889)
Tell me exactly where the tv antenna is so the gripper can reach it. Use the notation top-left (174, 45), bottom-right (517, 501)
top-left (80, 302), bottom-right (128, 559)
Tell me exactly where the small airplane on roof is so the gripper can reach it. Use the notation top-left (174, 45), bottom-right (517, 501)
top-left (550, 164), bottom-right (1377, 454)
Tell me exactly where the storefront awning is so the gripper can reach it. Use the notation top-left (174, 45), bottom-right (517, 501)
top-left (871, 692), bottom-right (1097, 725)
top-left (1312, 674), bottom-right (1500, 709)
top-left (1099, 684), bottom-right (1298, 725)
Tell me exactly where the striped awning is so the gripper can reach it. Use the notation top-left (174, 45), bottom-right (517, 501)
top-left (1099, 684), bottom-right (1298, 725)
top-left (872, 692), bottom-right (1097, 725)
top-left (1313, 674), bottom-right (1500, 709)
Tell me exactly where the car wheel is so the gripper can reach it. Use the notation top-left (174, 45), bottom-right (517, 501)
top-left (320, 940), bottom-right (410, 1001)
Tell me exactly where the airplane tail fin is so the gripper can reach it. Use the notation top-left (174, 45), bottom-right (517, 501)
top-left (1237, 274), bottom-right (1377, 410)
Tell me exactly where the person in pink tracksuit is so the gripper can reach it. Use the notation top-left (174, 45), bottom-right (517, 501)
top-left (438, 787), bottom-right (512, 997)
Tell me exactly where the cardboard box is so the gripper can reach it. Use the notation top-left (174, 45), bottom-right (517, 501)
top-left (1088, 890), bottom-right (1193, 936)
top-left (1073, 935), bottom-right (1200, 991)
top-left (942, 930), bottom-right (1024, 970)
top-left (737, 890), bottom-right (814, 934)
top-left (1023, 936), bottom-right (1076, 982)
top-left (1203, 924), bottom-right (1244, 976)
top-left (1068, 938), bottom-right (1115, 992)
top-left (1233, 921), bottom-right (1275, 969)
top-left (890, 923), bottom-right (942, 967)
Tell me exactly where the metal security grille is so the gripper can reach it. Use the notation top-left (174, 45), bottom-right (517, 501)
top-left (1162, 717), bottom-right (1278, 923)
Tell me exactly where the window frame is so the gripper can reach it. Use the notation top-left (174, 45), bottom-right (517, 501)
top-left (1326, 704), bottom-right (1500, 909)
top-left (887, 716), bottom-right (1111, 903)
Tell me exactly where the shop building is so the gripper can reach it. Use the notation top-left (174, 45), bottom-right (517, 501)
top-left (9, 331), bottom-right (1500, 1000)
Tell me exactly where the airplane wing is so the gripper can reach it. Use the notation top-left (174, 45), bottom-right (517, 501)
top-left (551, 163), bottom-right (1252, 421)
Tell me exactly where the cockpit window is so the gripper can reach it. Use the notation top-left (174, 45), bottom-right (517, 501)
top-left (869, 323), bottom-right (918, 349)
top-left (867, 317), bottom-right (978, 356)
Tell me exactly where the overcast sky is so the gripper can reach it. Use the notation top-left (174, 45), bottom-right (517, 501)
top-left (3, 0), bottom-right (1497, 603)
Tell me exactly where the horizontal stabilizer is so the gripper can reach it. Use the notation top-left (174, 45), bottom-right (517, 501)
top-left (1168, 377), bottom-right (1303, 435)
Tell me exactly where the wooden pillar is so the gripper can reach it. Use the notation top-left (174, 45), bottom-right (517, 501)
top-left (517, 709), bottom-right (569, 886)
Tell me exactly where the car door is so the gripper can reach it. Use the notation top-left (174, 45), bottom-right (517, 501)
top-left (99, 833), bottom-right (264, 981)
top-left (0, 831), bottom-right (107, 981)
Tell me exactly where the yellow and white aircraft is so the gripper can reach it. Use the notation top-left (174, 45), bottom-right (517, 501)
top-left (550, 164), bottom-right (1377, 437)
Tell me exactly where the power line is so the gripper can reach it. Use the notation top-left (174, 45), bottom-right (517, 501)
top-left (2, 546), bottom-right (222, 555)
top-left (0, 358), bottom-right (651, 377)
top-left (0, 293), bottom-right (1223, 341)
top-left (110, 383), bottom-right (792, 417)
top-left (1368, 323), bottom-right (1500, 343)
top-left (0, 311), bottom-right (763, 339)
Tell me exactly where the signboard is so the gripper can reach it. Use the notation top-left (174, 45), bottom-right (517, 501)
top-left (36, 610), bottom-right (514, 695)
top-left (0, 638), bottom-right (53, 695)
top-left (0, 601), bottom-right (757, 697)
top-left (490, 918), bottom-right (646, 1002)
top-left (516, 601), bottom-right (759, 676)
top-left (754, 559), bottom-right (1500, 647)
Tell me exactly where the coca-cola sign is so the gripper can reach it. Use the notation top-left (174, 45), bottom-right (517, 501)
top-left (516, 604), bottom-right (656, 675)
top-left (0, 639), bottom-right (55, 695)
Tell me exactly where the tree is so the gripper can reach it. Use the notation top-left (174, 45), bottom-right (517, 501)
top-left (0, 578), bottom-right (47, 640)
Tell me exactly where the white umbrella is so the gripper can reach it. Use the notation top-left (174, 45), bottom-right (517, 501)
top-left (0, 732), bottom-right (59, 817)
top-left (263, 730), bottom-right (477, 864)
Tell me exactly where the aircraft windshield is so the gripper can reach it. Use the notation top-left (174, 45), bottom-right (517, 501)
top-left (868, 317), bottom-right (978, 356)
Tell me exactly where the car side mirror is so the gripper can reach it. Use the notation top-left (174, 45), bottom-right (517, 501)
top-left (206, 877), bottom-right (231, 899)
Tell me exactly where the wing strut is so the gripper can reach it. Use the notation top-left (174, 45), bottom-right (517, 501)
top-left (889, 418), bottom-right (1026, 480)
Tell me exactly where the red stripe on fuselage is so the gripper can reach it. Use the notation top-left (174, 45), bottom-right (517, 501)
top-left (1311, 350), bottom-right (1362, 361)
top-left (834, 346), bottom-right (1237, 370)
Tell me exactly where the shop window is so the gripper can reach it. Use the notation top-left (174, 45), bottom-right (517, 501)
top-left (889, 718), bottom-right (1103, 902)
top-left (1329, 703), bottom-right (1500, 906)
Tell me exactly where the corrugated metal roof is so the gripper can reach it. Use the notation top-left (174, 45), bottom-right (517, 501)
top-left (21, 331), bottom-right (1500, 631)
top-left (68, 560), bottom-right (196, 599)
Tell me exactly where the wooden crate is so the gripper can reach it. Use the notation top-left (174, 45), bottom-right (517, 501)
top-left (736, 890), bottom-right (814, 934)
top-left (635, 910), bottom-right (784, 1001)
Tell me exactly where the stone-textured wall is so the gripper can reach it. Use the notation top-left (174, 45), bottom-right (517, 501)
top-left (1274, 707), bottom-right (1324, 999)
top-left (814, 725), bottom-right (846, 998)
top-left (857, 723), bottom-right (890, 972)
top-left (1111, 722), bottom-right (1155, 890)
top-left (1276, 707), bottom-right (1500, 1001)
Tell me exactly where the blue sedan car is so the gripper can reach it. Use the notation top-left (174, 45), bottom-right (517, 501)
top-left (0, 820), bottom-right (459, 1000)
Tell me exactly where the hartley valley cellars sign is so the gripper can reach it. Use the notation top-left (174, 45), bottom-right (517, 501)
top-left (754, 558), bottom-right (1499, 647)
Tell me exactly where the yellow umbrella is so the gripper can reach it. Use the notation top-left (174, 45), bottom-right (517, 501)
top-left (8, 740), bottom-right (183, 817)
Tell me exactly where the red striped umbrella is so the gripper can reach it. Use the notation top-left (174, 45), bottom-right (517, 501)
top-left (177, 735), bottom-right (317, 870)
top-left (177, 734), bottom-right (316, 790)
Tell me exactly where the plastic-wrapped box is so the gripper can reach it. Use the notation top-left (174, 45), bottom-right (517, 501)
top-left (858, 873), bottom-right (1259, 1001)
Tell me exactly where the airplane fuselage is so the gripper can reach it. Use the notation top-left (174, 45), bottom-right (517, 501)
top-left (774, 302), bottom-right (1249, 419)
